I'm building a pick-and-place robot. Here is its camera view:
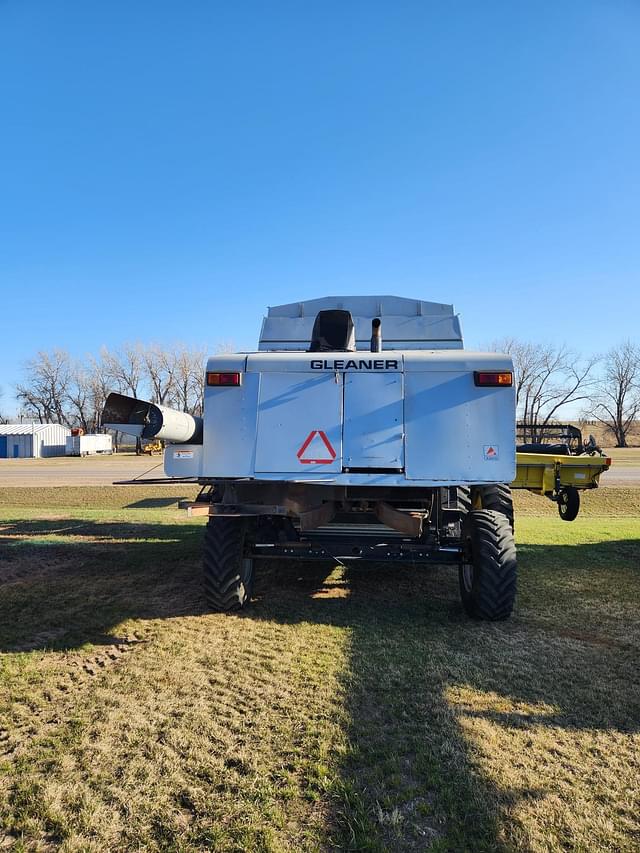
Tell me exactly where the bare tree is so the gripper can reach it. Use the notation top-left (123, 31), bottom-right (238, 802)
top-left (101, 344), bottom-right (146, 450)
top-left (489, 338), bottom-right (543, 411)
top-left (171, 346), bottom-right (206, 416)
top-left (0, 386), bottom-right (8, 424)
top-left (16, 350), bottom-right (73, 425)
top-left (16, 352), bottom-right (106, 431)
top-left (588, 341), bottom-right (640, 447)
top-left (67, 357), bottom-right (115, 433)
top-left (143, 344), bottom-right (176, 404)
top-left (101, 343), bottom-right (144, 398)
top-left (85, 355), bottom-right (112, 432)
top-left (490, 338), bottom-right (598, 440)
top-left (12, 342), bottom-right (212, 437)
top-left (66, 364), bottom-right (93, 432)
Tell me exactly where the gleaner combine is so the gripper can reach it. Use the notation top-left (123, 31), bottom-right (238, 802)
top-left (103, 296), bottom-right (610, 620)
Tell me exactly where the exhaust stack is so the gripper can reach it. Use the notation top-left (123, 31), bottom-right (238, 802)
top-left (370, 317), bottom-right (382, 352)
top-left (101, 392), bottom-right (203, 444)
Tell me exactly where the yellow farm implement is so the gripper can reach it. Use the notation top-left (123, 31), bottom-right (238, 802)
top-left (512, 423), bottom-right (611, 520)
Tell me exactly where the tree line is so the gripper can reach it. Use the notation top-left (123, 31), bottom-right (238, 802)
top-left (11, 344), bottom-right (211, 434)
top-left (4, 338), bottom-right (640, 447)
top-left (489, 339), bottom-right (640, 447)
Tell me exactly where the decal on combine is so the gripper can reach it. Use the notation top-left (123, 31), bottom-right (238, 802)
top-left (483, 445), bottom-right (499, 460)
top-left (310, 359), bottom-right (399, 370)
top-left (297, 430), bottom-right (337, 464)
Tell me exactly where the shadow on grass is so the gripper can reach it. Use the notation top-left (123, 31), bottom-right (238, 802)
top-left (0, 518), bottom-right (207, 652)
top-left (126, 497), bottom-right (191, 509)
top-left (246, 539), bottom-right (640, 850)
top-left (1, 518), bottom-right (638, 850)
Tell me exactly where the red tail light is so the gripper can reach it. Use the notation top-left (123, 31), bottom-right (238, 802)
top-left (474, 371), bottom-right (513, 387)
top-left (206, 372), bottom-right (242, 387)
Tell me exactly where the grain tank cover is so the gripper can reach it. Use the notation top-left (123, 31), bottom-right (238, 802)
top-left (259, 295), bottom-right (463, 351)
top-left (309, 310), bottom-right (356, 352)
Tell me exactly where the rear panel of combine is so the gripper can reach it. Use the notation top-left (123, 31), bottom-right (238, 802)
top-left (166, 350), bottom-right (516, 486)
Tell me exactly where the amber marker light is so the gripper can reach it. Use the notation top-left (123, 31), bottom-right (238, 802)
top-left (206, 372), bottom-right (242, 387)
top-left (473, 371), bottom-right (513, 387)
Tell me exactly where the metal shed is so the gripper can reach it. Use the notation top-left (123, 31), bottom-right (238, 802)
top-left (0, 424), bottom-right (71, 458)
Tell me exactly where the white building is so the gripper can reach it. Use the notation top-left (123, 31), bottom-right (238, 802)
top-left (0, 423), bottom-right (71, 458)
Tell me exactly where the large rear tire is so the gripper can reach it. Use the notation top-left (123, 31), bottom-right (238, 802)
top-left (459, 509), bottom-right (517, 620)
top-left (441, 486), bottom-right (471, 522)
top-left (203, 517), bottom-right (254, 612)
top-left (474, 484), bottom-right (514, 532)
top-left (454, 486), bottom-right (471, 516)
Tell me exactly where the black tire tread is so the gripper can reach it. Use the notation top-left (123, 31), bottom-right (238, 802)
top-left (460, 509), bottom-right (517, 620)
top-left (558, 487), bottom-right (580, 522)
top-left (203, 517), bottom-right (253, 612)
top-left (455, 486), bottom-right (472, 516)
top-left (475, 484), bottom-right (515, 532)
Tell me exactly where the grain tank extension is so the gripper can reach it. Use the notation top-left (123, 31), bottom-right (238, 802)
top-left (103, 296), bottom-right (518, 620)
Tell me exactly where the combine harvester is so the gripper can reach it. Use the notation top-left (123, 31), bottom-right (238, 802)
top-left (103, 297), bottom-right (610, 620)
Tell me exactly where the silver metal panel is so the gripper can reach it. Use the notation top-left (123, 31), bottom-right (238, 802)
top-left (259, 315), bottom-right (462, 351)
top-left (0, 423), bottom-right (71, 437)
top-left (260, 295), bottom-right (462, 351)
top-left (255, 373), bottom-right (343, 473)
top-left (403, 351), bottom-right (512, 371)
top-left (164, 444), bottom-right (204, 478)
top-left (343, 373), bottom-right (404, 468)
top-left (246, 350), bottom-right (510, 372)
top-left (239, 471), bottom-right (509, 486)
top-left (404, 371), bottom-right (516, 483)
top-left (37, 424), bottom-right (70, 457)
top-left (205, 354), bottom-right (248, 373)
top-left (266, 296), bottom-right (455, 317)
top-left (258, 339), bottom-right (461, 352)
top-left (201, 370), bottom-right (259, 477)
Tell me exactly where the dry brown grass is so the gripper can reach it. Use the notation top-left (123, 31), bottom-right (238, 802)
top-left (0, 485), bottom-right (199, 511)
top-left (604, 447), bottom-right (640, 466)
top-left (0, 488), bottom-right (638, 851)
top-left (573, 420), bottom-right (640, 450)
top-left (513, 486), bottom-right (640, 517)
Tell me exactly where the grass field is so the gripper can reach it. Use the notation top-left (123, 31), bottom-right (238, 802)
top-left (603, 447), bottom-right (640, 467)
top-left (0, 487), bottom-right (638, 851)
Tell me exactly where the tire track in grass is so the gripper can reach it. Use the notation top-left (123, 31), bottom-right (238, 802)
top-left (2, 497), bottom-right (639, 851)
top-left (1, 564), bottom-right (352, 851)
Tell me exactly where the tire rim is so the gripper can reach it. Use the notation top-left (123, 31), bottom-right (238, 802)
top-left (559, 493), bottom-right (568, 516)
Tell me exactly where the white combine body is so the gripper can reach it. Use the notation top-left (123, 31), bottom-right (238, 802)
top-left (103, 296), bottom-right (518, 620)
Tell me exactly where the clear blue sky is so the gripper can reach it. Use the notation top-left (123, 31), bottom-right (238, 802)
top-left (1, 1), bottom-right (638, 408)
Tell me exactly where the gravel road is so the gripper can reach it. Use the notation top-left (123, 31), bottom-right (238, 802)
top-left (600, 467), bottom-right (640, 487)
top-left (0, 455), bottom-right (169, 486)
